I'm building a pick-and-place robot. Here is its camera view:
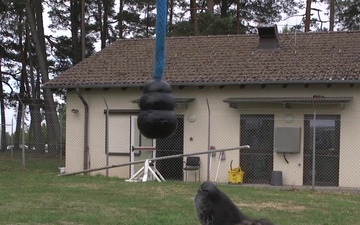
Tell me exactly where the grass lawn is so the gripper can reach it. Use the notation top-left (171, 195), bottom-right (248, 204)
top-left (0, 170), bottom-right (359, 225)
top-left (0, 151), bottom-right (64, 173)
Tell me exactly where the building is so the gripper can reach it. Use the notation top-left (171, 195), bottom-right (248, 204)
top-left (45, 27), bottom-right (360, 187)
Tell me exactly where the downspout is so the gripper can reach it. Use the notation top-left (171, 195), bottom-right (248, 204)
top-left (76, 88), bottom-right (90, 174)
top-left (312, 101), bottom-right (316, 190)
top-left (206, 98), bottom-right (211, 181)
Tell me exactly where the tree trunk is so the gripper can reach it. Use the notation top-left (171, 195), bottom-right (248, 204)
top-left (190, 0), bottom-right (199, 35)
top-left (14, 47), bottom-right (27, 153)
top-left (146, 0), bottom-right (150, 37)
top-left (81, 0), bottom-right (86, 59)
top-left (27, 19), bottom-right (44, 154)
top-left (70, 0), bottom-right (81, 64)
top-left (0, 59), bottom-right (6, 152)
top-left (13, 8), bottom-right (27, 153)
top-left (207, 0), bottom-right (214, 15)
top-left (103, 0), bottom-right (109, 46)
top-left (25, 0), bottom-right (61, 155)
top-left (220, 0), bottom-right (227, 18)
top-left (97, 0), bottom-right (103, 47)
top-left (14, 103), bottom-right (23, 152)
top-left (305, 0), bottom-right (311, 32)
top-left (168, 0), bottom-right (174, 33)
top-left (236, 0), bottom-right (240, 34)
top-left (119, 0), bottom-right (123, 38)
top-left (329, 0), bottom-right (334, 31)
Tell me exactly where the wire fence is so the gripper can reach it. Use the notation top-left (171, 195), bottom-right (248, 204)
top-left (0, 108), bottom-right (65, 173)
top-left (1, 106), bottom-right (360, 189)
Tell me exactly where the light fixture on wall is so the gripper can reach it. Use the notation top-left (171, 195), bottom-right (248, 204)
top-left (71, 109), bottom-right (79, 114)
top-left (285, 113), bottom-right (294, 123)
top-left (187, 114), bottom-right (197, 123)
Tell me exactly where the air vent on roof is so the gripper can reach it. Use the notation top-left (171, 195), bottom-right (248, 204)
top-left (257, 25), bottom-right (280, 51)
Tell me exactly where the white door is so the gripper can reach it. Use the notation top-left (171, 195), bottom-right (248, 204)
top-left (130, 116), bottom-right (156, 176)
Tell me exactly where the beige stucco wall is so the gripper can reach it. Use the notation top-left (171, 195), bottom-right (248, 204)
top-left (65, 84), bottom-right (360, 188)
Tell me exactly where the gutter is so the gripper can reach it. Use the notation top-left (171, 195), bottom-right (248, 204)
top-left (76, 88), bottom-right (90, 173)
top-left (44, 79), bottom-right (360, 89)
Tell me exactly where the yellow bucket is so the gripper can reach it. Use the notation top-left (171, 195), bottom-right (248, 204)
top-left (228, 167), bottom-right (244, 184)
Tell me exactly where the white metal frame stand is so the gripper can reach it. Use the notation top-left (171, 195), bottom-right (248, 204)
top-left (125, 159), bottom-right (165, 182)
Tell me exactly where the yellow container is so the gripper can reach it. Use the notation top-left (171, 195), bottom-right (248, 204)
top-left (228, 167), bottom-right (244, 184)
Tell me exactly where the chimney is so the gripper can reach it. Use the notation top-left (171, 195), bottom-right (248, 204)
top-left (257, 25), bottom-right (280, 51)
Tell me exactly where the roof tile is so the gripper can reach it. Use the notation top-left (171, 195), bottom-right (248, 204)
top-left (45, 31), bottom-right (360, 88)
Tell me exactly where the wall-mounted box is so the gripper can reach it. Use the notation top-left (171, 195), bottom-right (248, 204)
top-left (274, 127), bottom-right (301, 153)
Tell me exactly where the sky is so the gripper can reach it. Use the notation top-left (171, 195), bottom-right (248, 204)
top-left (3, 1), bottom-right (329, 134)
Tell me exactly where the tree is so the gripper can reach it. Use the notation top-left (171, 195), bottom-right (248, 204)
top-left (0, 53), bottom-right (6, 152)
top-left (169, 0), bottom-right (303, 36)
top-left (305, 0), bottom-right (312, 32)
top-left (336, 0), bottom-right (360, 30)
top-left (25, 0), bottom-right (61, 155)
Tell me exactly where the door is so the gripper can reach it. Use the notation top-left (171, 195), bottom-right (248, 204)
top-left (240, 115), bottom-right (274, 184)
top-left (303, 115), bottom-right (340, 186)
top-left (130, 116), bottom-right (156, 176)
top-left (156, 116), bottom-right (184, 180)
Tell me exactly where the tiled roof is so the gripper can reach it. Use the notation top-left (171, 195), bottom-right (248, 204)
top-left (44, 31), bottom-right (360, 88)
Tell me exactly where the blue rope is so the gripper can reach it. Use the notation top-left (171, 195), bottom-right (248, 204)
top-left (153, 0), bottom-right (167, 79)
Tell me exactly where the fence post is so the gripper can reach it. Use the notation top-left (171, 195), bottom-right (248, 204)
top-left (103, 97), bottom-right (110, 177)
top-left (206, 98), bottom-right (211, 181)
top-left (312, 110), bottom-right (316, 190)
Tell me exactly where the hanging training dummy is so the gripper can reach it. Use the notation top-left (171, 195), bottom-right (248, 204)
top-left (137, 0), bottom-right (177, 139)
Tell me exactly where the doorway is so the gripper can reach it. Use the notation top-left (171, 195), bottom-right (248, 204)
top-left (130, 116), bottom-right (156, 177)
top-left (240, 115), bottom-right (274, 184)
top-left (303, 115), bottom-right (340, 186)
top-left (156, 116), bottom-right (184, 180)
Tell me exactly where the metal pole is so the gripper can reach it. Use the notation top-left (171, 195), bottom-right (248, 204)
top-left (103, 97), bottom-right (109, 177)
top-left (206, 98), bottom-right (211, 181)
top-left (312, 110), bottom-right (316, 190)
top-left (59, 145), bottom-right (250, 177)
top-left (59, 109), bottom-right (63, 160)
top-left (11, 117), bottom-right (13, 159)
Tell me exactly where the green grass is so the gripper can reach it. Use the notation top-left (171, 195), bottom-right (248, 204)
top-left (0, 151), bottom-right (64, 173)
top-left (0, 171), bottom-right (359, 225)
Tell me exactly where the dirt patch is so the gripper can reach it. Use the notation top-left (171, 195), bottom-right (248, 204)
top-left (236, 202), bottom-right (306, 212)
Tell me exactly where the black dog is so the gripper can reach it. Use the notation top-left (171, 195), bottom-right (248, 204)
top-left (194, 181), bottom-right (274, 225)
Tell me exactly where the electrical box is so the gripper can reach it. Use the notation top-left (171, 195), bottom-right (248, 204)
top-left (274, 127), bottom-right (301, 153)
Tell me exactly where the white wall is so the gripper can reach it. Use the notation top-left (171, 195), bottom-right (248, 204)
top-left (65, 84), bottom-right (360, 188)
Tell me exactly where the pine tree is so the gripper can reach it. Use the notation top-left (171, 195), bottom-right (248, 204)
top-left (336, 0), bottom-right (360, 30)
top-left (169, 0), bottom-right (303, 36)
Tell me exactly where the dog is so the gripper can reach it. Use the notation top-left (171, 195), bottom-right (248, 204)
top-left (194, 181), bottom-right (274, 225)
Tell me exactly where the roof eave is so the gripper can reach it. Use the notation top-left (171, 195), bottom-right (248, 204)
top-left (43, 79), bottom-right (360, 90)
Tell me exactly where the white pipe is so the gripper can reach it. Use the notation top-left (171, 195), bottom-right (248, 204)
top-left (60, 146), bottom-right (250, 177)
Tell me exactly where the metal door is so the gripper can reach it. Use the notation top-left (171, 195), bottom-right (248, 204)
top-left (303, 115), bottom-right (340, 186)
top-left (240, 115), bottom-right (274, 184)
top-left (155, 116), bottom-right (184, 180)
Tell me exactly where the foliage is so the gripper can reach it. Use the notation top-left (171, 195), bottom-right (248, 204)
top-left (170, 12), bottom-right (240, 36)
top-left (336, 0), bottom-right (360, 30)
